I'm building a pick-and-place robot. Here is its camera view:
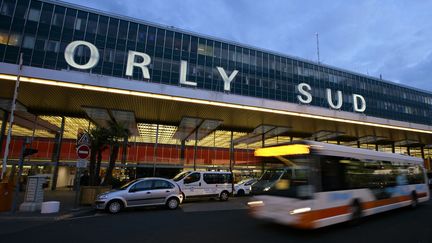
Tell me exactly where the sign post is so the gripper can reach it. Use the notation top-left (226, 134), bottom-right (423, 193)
top-left (1, 53), bottom-right (23, 179)
top-left (73, 132), bottom-right (90, 208)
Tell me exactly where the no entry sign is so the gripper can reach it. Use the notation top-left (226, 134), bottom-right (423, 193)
top-left (76, 145), bottom-right (90, 160)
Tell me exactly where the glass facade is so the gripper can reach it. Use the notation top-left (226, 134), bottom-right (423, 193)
top-left (0, 0), bottom-right (431, 126)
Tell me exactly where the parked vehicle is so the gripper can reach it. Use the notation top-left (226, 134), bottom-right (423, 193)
top-left (234, 178), bottom-right (257, 196)
top-left (173, 171), bottom-right (233, 201)
top-left (95, 177), bottom-right (183, 214)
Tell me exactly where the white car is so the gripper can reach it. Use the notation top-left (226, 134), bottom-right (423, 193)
top-left (234, 178), bottom-right (257, 196)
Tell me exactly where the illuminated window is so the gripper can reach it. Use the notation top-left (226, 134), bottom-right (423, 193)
top-left (45, 40), bottom-right (59, 53)
top-left (103, 49), bottom-right (115, 62)
top-left (197, 43), bottom-right (213, 56)
top-left (7, 33), bottom-right (21, 46)
top-left (22, 36), bottom-right (35, 49)
top-left (27, 8), bottom-right (41, 22)
top-left (0, 1), bottom-right (14, 16)
top-left (52, 13), bottom-right (64, 26)
top-left (0, 32), bottom-right (8, 45)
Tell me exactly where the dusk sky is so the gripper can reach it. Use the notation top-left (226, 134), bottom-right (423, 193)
top-left (65, 0), bottom-right (432, 92)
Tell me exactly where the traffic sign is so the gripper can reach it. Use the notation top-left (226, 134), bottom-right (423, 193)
top-left (77, 132), bottom-right (91, 146)
top-left (76, 159), bottom-right (88, 168)
top-left (76, 145), bottom-right (90, 159)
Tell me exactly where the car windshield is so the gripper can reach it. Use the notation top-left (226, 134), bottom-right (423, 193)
top-left (173, 171), bottom-right (189, 182)
top-left (237, 178), bottom-right (255, 185)
top-left (118, 179), bottom-right (139, 190)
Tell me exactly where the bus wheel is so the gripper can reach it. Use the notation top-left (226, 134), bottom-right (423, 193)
top-left (349, 200), bottom-right (362, 225)
top-left (410, 191), bottom-right (418, 209)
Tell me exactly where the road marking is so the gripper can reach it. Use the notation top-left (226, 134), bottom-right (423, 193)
top-left (181, 202), bottom-right (248, 213)
top-left (62, 213), bottom-right (106, 221)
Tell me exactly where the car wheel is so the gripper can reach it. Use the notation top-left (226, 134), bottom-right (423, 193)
top-left (166, 197), bottom-right (179, 210)
top-left (237, 189), bottom-right (245, 197)
top-left (220, 191), bottom-right (229, 201)
top-left (106, 200), bottom-right (123, 214)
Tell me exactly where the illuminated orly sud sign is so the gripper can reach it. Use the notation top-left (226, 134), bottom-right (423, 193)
top-left (64, 40), bottom-right (366, 112)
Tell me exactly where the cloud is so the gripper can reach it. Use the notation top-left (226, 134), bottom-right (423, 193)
top-left (64, 0), bottom-right (432, 92)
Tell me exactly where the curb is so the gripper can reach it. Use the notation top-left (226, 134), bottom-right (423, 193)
top-left (0, 208), bottom-right (95, 222)
top-left (55, 208), bottom-right (95, 221)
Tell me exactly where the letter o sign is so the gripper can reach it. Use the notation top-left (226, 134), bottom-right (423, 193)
top-left (64, 40), bottom-right (99, 69)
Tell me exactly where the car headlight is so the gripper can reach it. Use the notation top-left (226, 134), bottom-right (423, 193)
top-left (263, 187), bottom-right (271, 191)
top-left (98, 194), bottom-right (108, 200)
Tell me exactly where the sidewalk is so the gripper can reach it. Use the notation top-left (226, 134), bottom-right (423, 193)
top-left (0, 189), bottom-right (94, 221)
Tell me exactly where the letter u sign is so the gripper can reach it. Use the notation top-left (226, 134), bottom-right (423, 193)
top-left (64, 41), bottom-right (100, 69)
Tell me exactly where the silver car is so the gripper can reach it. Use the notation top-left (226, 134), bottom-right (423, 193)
top-left (95, 177), bottom-right (184, 213)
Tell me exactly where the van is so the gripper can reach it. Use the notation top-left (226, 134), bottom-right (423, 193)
top-left (173, 171), bottom-right (233, 201)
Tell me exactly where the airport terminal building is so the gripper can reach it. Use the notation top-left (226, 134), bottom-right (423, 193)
top-left (0, 0), bottom-right (431, 188)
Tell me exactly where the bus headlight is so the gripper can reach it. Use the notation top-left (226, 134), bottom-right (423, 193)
top-left (289, 207), bottom-right (311, 215)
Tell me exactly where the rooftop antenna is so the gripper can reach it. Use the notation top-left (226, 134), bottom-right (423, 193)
top-left (315, 32), bottom-right (320, 64)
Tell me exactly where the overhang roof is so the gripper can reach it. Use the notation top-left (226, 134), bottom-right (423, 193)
top-left (1, 64), bottom-right (431, 145)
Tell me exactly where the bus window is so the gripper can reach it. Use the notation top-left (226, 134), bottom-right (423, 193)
top-left (321, 157), bottom-right (345, 191)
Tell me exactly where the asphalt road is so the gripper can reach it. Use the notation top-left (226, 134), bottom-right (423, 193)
top-left (1, 198), bottom-right (432, 243)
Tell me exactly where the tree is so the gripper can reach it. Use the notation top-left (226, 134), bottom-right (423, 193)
top-left (103, 121), bottom-right (131, 186)
top-left (88, 126), bottom-right (110, 186)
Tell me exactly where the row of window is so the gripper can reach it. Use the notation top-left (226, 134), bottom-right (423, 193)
top-left (131, 179), bottom-right (175, 192)
top-left (1, 0), bottom-right (430, 99)
top-left (321, 156), bottom-right (425, 192)
top-left (0, 0), bottom-right (431, 124)
top-left (184, 173), bottom-right (233, 184)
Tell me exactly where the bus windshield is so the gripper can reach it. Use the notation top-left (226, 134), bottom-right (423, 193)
top-left (260, 170), bottom-right (284, 181)
top-left (253, 155), bottom-right (315, 199)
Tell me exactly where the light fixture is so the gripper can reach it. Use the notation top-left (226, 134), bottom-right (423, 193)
top-left (254, 144), bottom-right (310, 157)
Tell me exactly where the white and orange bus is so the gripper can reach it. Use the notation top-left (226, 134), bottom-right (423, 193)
top-left (248, 141), bottom-right (430, 229)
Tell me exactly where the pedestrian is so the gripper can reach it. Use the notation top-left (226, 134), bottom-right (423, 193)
top-left (80, 171), bottom-right (90, 186)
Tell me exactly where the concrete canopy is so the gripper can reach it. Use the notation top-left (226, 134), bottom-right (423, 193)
top-left (0, 63), bottom-right (431, 146)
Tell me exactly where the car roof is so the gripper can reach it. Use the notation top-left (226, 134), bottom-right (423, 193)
top-left (136, 177), bottom-right (172, 181)
top-left (186, 171), bottom-right (231, 174)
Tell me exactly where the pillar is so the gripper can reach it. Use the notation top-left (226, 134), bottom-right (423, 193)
top-left (193, 129), bottom-right (198, 171)
top-left (51, 116), bottom-right (65, 191)
top-left (180, 140), bottom-right (185, 160)
top-left (152, 124), bottom-right (159, 176)
top-left (229, 131), bottom-right (234, 172)
top-left (0, 110), bottom-right (9, 157)
top-left (261, 133), bottom-right (265, 172)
